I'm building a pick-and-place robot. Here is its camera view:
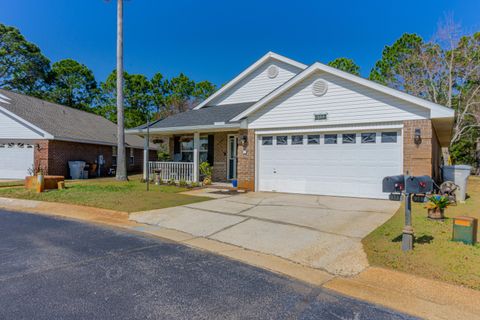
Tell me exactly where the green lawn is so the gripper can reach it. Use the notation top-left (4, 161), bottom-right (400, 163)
top-left (363, 176), bottom-right (480, 290)
top-left (0, 180), bottom-right (24, 188)
top-left (0, 176), bottom-right (209, 213)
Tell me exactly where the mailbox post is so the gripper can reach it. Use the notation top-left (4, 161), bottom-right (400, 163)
top-left (402, 174), bottom-right (414, 251)
top-left (382, 173), bottom-right (434, 251)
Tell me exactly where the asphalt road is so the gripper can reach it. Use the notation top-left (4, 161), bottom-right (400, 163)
top-left (0, 209), bottom-right (416, 320)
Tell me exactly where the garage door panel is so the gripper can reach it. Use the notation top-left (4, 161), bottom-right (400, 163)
top-left (258, 131), bottom-right (402, 199)
top-left (0, 143), bottom-right (34, 179)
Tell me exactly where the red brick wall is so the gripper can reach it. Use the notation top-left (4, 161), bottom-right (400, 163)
top-left (237, 129), bottom-right (255, 191)
top-left (34, 140), bottom-right (150, 178)
top-left (403, 120), bottom-right (436, 177)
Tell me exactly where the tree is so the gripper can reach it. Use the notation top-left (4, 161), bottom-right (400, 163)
top-left (47, 59), bottom-right (97, 110)
top-left (0, 23), bottom-right (50, 96)
top-left (98, 70), bottom-right (153, 128)
top-left (369, 21), bottom-right (480, 168)
top-left (327, 57), bottom-right (360, 75)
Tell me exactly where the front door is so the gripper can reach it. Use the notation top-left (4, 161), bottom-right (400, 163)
top-left (227, 135), bottom-right (237, 180)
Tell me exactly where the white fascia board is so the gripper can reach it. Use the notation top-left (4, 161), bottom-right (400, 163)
top-left (193, 52), bottom-right (307, 110)
top-left (231, 62), bottom-right (455, 122)
top-left (125, 123), bottom-right (241, 135)
top-left (0, 105), bottom-right (54, 139)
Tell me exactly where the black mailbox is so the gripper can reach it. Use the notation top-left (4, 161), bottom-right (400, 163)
top-left (405, 176), bottom-right (433, 194)
top-left (382, 175), bottom-right (405, 193)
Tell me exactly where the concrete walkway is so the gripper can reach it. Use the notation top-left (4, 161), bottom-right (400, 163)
top-left (130, 191), bottom-right (399, 276)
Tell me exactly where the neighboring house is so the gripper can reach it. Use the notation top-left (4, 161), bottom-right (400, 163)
top-left (0, 89), bottom-right (155, 179)
top-left (126, 52), bottom-right (455, 199)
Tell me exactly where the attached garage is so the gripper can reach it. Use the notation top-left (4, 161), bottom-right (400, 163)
top-left (257, 130), bottom-right (402, 199)
top-left (0, 142), bottom-right (34, 179)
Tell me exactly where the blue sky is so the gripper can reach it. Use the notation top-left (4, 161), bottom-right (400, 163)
top-left (1, 0), bottom-right (478, 86)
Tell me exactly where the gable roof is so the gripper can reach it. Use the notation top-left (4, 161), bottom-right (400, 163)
top-left (193, 52), bottom-right (307, 110)
top-left (127, 102), bottom-right (253, 134)
top-left (231, 62), bottom-right (455, 122)
top-left (0, 89), bottom-right (146, 148)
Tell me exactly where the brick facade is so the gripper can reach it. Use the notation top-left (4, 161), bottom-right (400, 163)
top-left (237, 129), bottom-right (255, 191)
top-left (403, 120), bottom-right (441, 179)
top-left (34, 140), bottom-right (152, 178)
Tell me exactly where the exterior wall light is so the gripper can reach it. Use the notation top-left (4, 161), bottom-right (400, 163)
top-left (240, 135), bottom-right (248, 146)
top-left (414, 128), bottom-right (422, 145)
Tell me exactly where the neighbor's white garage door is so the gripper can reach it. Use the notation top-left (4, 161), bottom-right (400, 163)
top-left (0, 142), bottom-right (34, 179)
top-left (257, 131), bottom-right (402, 199)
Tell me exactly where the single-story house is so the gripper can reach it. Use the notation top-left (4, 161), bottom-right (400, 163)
top-left (126, 52), bottom-right (455, 199)
top-left (0, 89), bottom-right (155, 179)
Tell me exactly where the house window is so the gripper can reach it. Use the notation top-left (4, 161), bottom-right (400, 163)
top-left (129, 148), bottom-right (134, 165)
top-left (180, 136), bottom-right (208, 162)
top-left (112, 146), bottom-right (117, 166)
top-left (342, 133), bottom-right (356, 144)
top-left (307, 135), bottom-right (320, 145)
top-left (381, 132), bottom-right (397, 143)
top-left (291, 135), bottom-right (304, 145)
top-left (361, 133), bottom-right (376, 144)
top-left (324, 134), bottom-right (337, 144)
top-left (262, 136), bottom-right (273, 145)
top-left (276, 136), bottom-right (288, 145)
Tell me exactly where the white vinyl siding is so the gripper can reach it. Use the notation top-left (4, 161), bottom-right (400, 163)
top-left (210, 60), bottom-right (301, 106)
top-left (0, 110), bottom-right (44, 139)
top-left (248, 71), bottom-right (429, 129)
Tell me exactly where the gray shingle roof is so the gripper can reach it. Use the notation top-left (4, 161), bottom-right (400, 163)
top-left (0, 89), bottom-right (145, 148)
top-left (140, 102), bottom-right (254, 130)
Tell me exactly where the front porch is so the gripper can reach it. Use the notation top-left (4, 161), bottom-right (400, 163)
top-left (143, 130), bottom-right (244, 185)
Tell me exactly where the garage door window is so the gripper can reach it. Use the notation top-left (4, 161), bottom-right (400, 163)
top-left (291, 135), bottom-right (304, 145)
top-left (307, 135), bottom-right (320, 145)
top-left (262, 136), bottom-right (273, 145)
top-left (324, 134), bottom-right (337, 144)
top-left (342, 134), bottom-right (356, 144)
top-left (361, 133), bottom-right (376, 144)
top-left (276, 136), bottom-right (288, 145)
top-left (381, 132), bottom-right (397, 143)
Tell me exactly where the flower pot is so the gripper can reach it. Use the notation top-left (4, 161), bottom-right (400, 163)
top-left (203, 177), bottom-right (212, 185)
top-left (428, 207), bottom-right (445, 220)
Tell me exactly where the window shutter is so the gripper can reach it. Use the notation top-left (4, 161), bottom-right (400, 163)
top-left (207, 135), bottom-right (214, 166)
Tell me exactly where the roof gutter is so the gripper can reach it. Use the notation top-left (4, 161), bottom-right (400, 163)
top-left (125, 123), bottom-right (241, 135)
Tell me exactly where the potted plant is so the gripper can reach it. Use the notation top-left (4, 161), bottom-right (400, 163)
top-left (425, 195), bottom-right (450, 219)
top-left (199, 161), bottom-right (212, 185)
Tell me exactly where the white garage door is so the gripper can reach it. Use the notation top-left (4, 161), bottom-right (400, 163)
top-left (0, 142), bottom-right (34, 179)
top-left (257, 131), bottom-right (402, 199)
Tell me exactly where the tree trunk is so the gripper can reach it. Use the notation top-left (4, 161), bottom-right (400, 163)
top-left (116, 0), bottom-right (127, 181)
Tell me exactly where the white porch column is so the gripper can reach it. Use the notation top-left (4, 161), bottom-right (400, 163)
top-left (193, 132), bottom-right (200, 182)
top-left (143, 135), bottom-right (149, 180)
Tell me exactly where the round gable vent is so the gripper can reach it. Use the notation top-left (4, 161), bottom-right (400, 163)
top-left (267, 65), bottom-right (279, 79)
top-left (312, 79), bottom-right (328, 96)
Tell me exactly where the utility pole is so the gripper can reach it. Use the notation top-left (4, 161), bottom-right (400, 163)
top-left (115, 0), bottom-right (127, 181)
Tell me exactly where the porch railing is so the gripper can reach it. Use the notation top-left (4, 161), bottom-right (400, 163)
top-left (148, 161), bottom-right (194, 182)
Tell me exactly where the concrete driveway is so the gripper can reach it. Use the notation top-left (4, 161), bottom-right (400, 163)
top-left (131, 191), bottom-right (399, 276)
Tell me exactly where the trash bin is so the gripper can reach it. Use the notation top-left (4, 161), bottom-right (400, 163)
top-left (442, 165), bottom-right (472, 202)
top-left (68, 161), bottom-right (86, 179)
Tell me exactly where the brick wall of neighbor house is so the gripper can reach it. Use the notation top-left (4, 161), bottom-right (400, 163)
top-left (403, 120), bottom-right (437, 177)
top-left (237, 129), bottom-right (255, 191)
top-left (34, 140), bottom-right (149, 178)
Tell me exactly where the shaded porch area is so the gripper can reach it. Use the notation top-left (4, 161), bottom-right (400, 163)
top-left (144, 130), bottom-right (241, 184)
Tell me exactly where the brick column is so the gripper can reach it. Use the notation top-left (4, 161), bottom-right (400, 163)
top-left (237, 129), bottom-right (255, 191)
top-left (403, 120), bottom-right (433, 176)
